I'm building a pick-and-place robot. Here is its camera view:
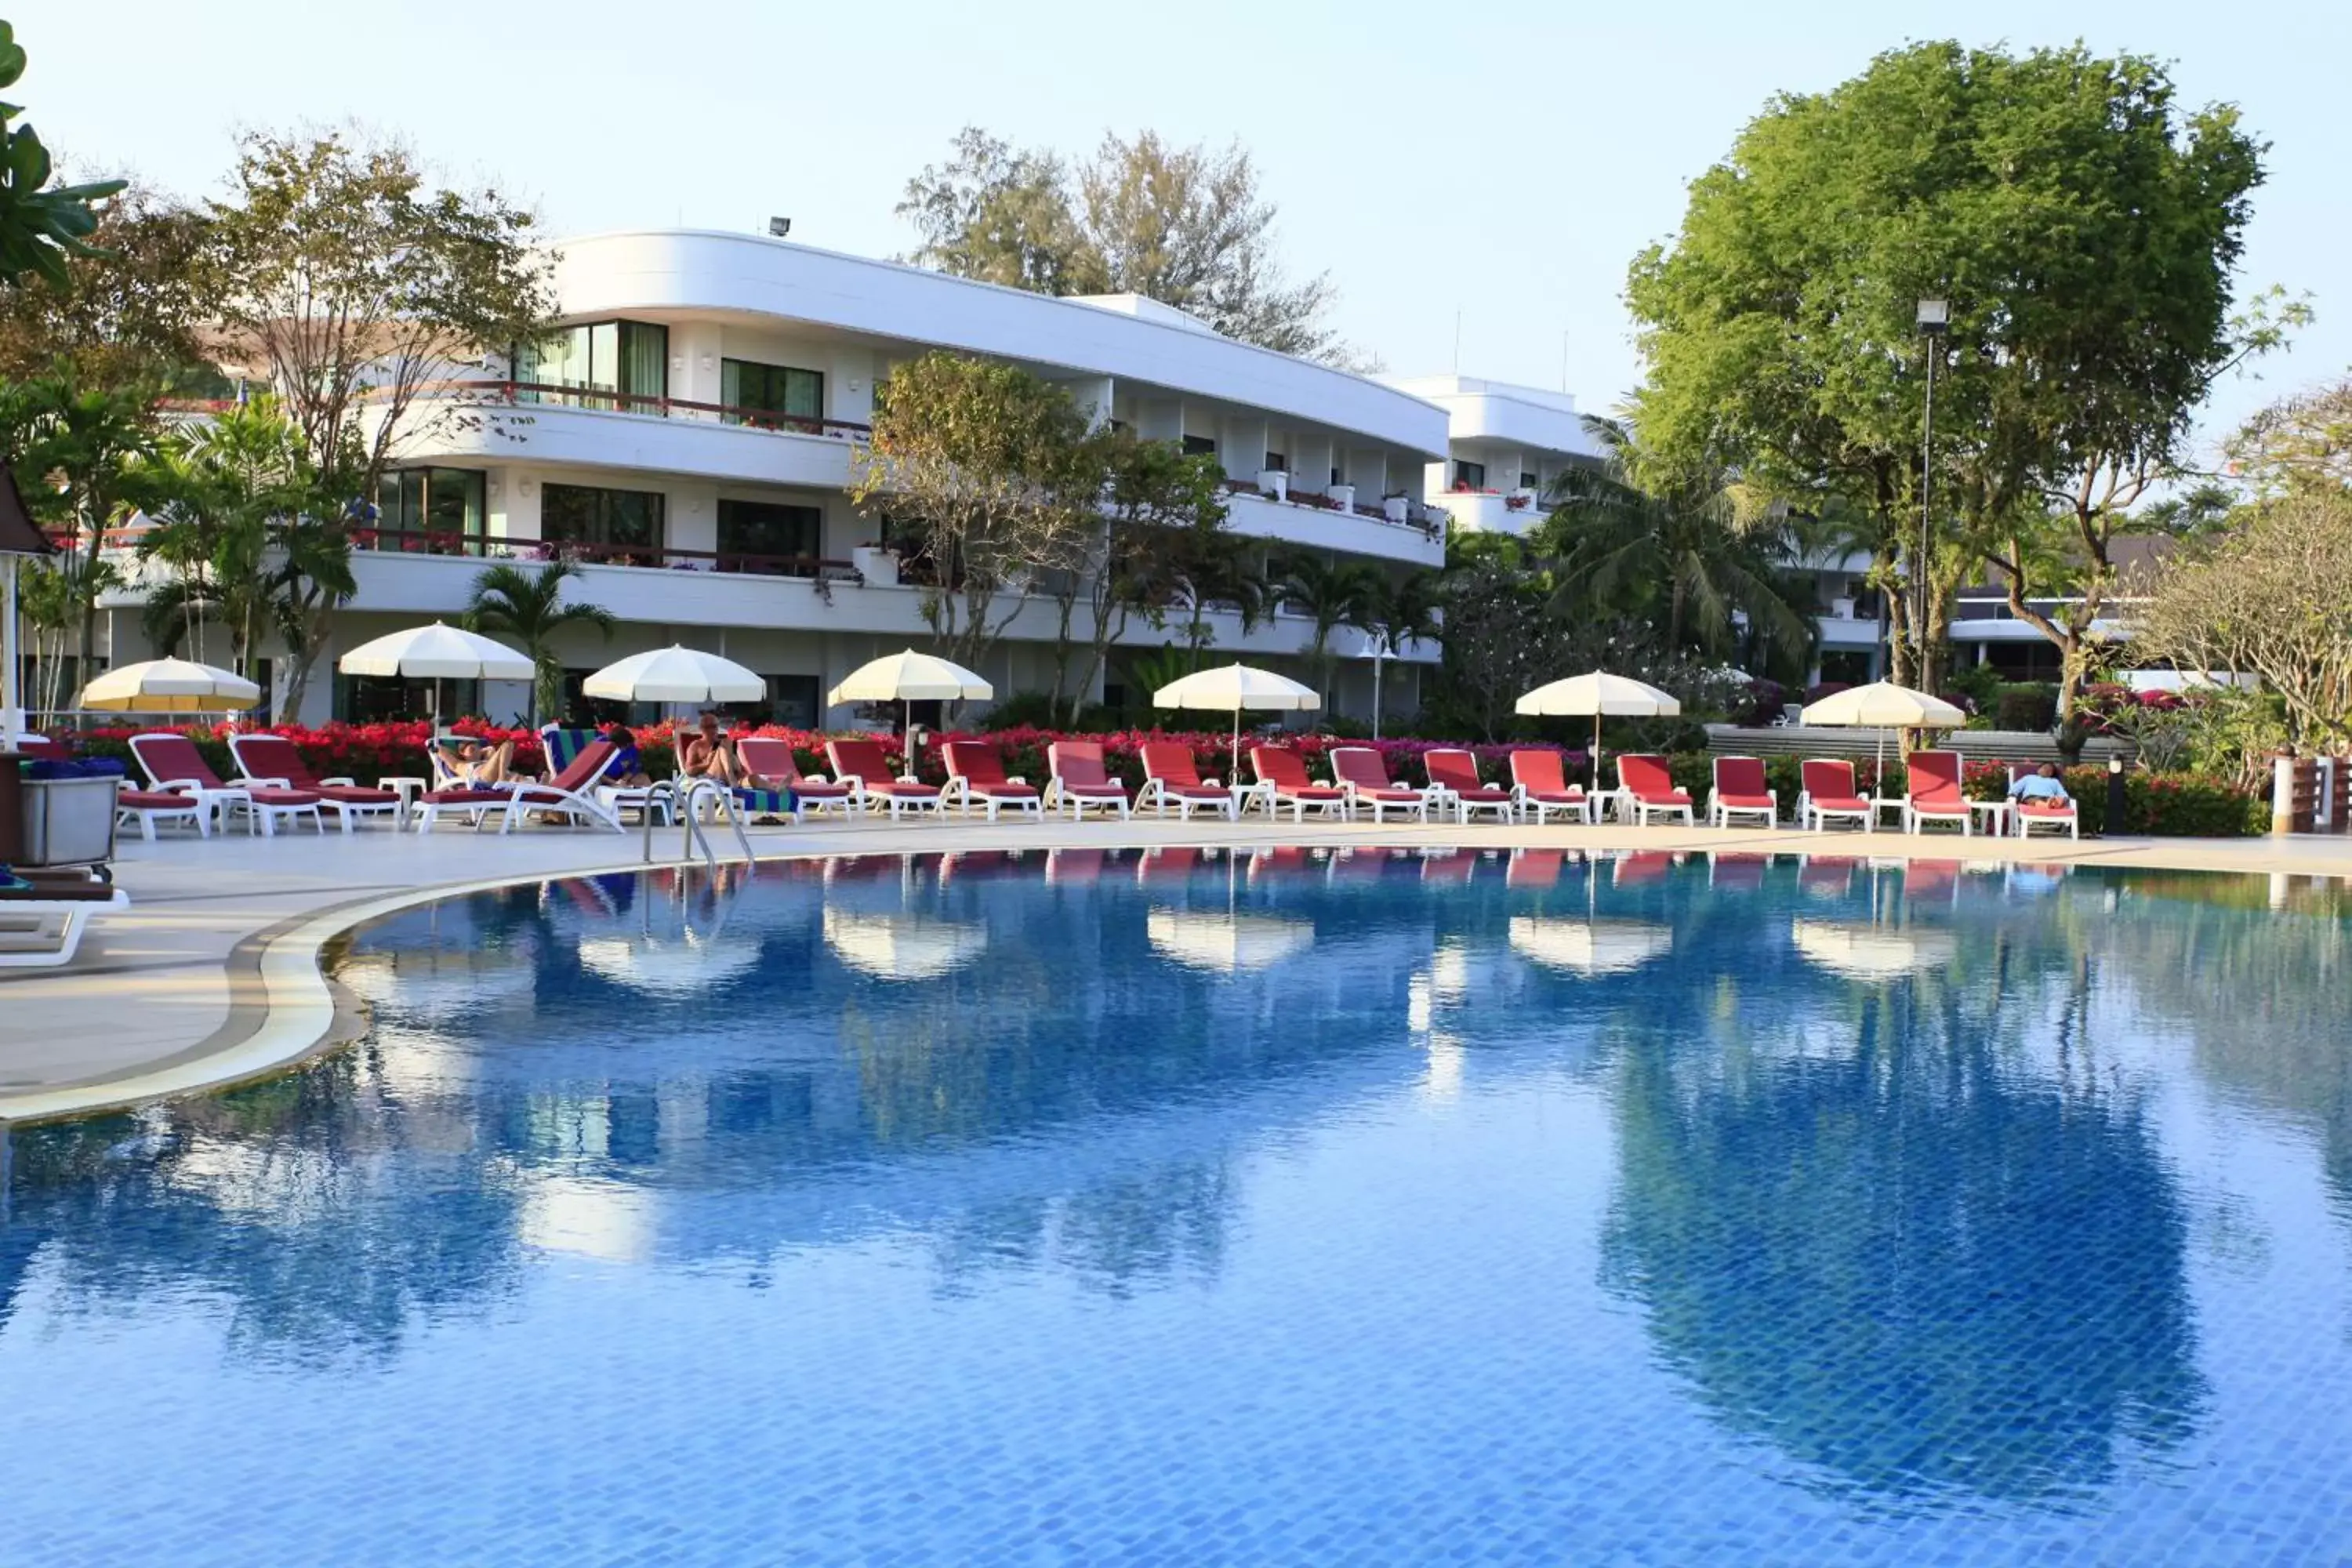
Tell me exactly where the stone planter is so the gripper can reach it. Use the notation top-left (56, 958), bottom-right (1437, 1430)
top-left (1330, 484), bottom-right (1356, 513)
top-left (851, 546), bottom-right (899, 587)
top-left (1382, 495), bottom-right (1410, 524)
top-left (1257, 469), bottom-right (1289, 503)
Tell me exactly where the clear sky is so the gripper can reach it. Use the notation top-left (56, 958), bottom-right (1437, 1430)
top-left (16, 0), bottom-right (2348, 456)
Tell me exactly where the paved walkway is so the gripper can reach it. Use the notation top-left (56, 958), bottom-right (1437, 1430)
top-left (4, 815), bottom-right (2349, 1124)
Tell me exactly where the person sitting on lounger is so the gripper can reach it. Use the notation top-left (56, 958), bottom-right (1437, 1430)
top-left (2007, 763), bottom-right (2072, 804)
top-left (680, 710), bottom-right (745, 786)
top-left (601, 724), bottom-right (652, 788)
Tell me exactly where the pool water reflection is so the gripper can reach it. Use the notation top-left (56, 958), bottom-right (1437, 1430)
top-left (5, 848), bottom-right (2351, 1564)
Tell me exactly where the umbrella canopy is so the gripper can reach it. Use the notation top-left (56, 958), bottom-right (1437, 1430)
top-left (78, 657), bottom-right (261, 713)
top-left (339, 622), bottom-right (535, 681)
top-left (1515, 671), bottom-right (1681, 789)
top-left (1800, 681), bottom-right (1966, 728)
top-left (585, 644), bottom-right (765, 706)
top-left (1798, 681), bottom-right (1966, 787)
top-left (1153, 662), bottom-right (1321, 779)
top-left (829, 648), bottom-right (992, 706)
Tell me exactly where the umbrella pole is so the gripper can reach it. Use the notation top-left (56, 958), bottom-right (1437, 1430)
top-left (1592, 713), bottom-right (1603, 792)
top-left (1231, 706), bottom-right (1242, 791)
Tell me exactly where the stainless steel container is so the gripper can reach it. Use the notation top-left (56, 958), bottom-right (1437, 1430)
top-left (16, 775), bottom-right (121, 867)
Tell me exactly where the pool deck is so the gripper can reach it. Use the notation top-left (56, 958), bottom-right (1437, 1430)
top-left (4, 815), bottom-right (2349, 1124)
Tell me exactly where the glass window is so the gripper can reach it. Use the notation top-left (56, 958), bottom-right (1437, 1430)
top-left (721, 359), bottom-right (825, 426)
top-left (542, 483), bottom-right (666, 560)
top-left (1453, 459), bottom-right (1486, 490)
top-left (768, 674), bottom-right (819, 728)
top-left (370, 469), bottom-right (485, 554)
top-left (1182, 434), bottom-right (1217, 457)
top-left (518, 320), bottom-right (666, 409)
top-left (424, 469), bottom-right (485, 538)
top-left (717, 499), bottom-right (822, 572)
top-left (1263, 450), bottom-right (1287, 472)
top-left (1519, 471), bottom-right (1538, 491)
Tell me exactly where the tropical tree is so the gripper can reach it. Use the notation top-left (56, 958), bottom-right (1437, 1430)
top-left (135, 398), bottom-right (349, 686)
top-left (1270, 548), bottom-right (1381, 702)
top-left (0, 370), bottom-right (161, 711)
top-left (463, 560), bottom-right (615, 726)
top-left (1539, 417), bottom-right (1813, 667)
top-left (15, 550), bottom-right (117, 718)
top-left (850, 353), bottom-right (1094, 682)
top-left (0, 181), bottom-right (212, 390)
top-left (0, 20), bottom-right (125, 289)
top-left (1358, 568), bottom-right (1445, 728)
top-left (898, 127), bottom-right (1359, 364)
top-left (1167, 533), bottom-right (1271, 664)
top-left (1625, 41), bottom-right (2274, 695)
top-left (1045, 427), bottom-right (1229, 724)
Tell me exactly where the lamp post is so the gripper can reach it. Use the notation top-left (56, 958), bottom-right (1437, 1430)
top-left (1915, 299), bottom-right (1949, 671)
top-left (1357, 632), bottom-right (1395, 740)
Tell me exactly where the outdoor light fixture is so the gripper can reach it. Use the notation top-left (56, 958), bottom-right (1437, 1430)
top-left (1914, 297), bottom-right (1949, 659)
top-left (768, 216), bottom-right (793, 238)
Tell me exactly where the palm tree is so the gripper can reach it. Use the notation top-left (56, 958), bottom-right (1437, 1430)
top-left (1359, 568), bottom-right (1446, 729)
top-left (1271, 548), bottom-right (1382, 702)
top-left (463, 560), bottom-right (615, 725)
top-left (1541, 416), bottom-right (1814, 669)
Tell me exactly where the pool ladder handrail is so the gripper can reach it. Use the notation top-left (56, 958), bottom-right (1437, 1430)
top-left (641, 778), bottom-right (756, 870)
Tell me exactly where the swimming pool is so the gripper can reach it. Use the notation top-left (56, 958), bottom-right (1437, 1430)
top-left (5, 848), bottom-right (2350, 1564)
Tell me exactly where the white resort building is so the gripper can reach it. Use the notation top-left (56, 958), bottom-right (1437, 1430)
top-left (87, 228), bottom-right (1457, 730)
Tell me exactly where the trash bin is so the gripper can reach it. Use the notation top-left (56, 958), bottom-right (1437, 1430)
top-left (16, 775), bottom-right (121, 868)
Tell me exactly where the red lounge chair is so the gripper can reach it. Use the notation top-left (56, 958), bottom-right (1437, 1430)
top-left (1137, 846), bottom-right (1202, 880)
top-left (941, 741), bottom-right (1041, 821)
top-left (736, 737), bottom-right (858, 821)
top-left (1616, 754), bottom-right (1694, 827)
top-left (1613, 851), bottom-right (1675, 885)
top-left (826, 738), bottom-right (942, 819)
top-left (1249, 846), bottom-right (1311, 884)
top-left (1046, 741), bottom-right (1131, 820)
top-left (1421, 849), bottom-right (1475, 884)
top-left (1904, 858), bottom-right (1962, 901)
top-left (0, 869), bottom-right (128, 968)
top-left (1507, 848), bottom-right (1566, 888)
top-left (1903, 751), bottom-right (1972, 836)
top-left (1137, 743), bottom-right (1236, 820)
top-left (1250, 746), bottom-right (1352, 822)
top-left (2006, 766), bottom-right (2080, 840)
top-left (1422, 748), bottom-right (1515, 824)
top-left (1798, 855), bottom-right (1858, 895)
top-left (1707, 756), bottom-right (1778, 829)
top-left (1798, 759), bottom-right (1874, 833)
top-left (130, 731), bottom-right (322, 837)
top-left (230, 734), bottom-right (406, 832)
top-left (1046, 848), bottom-right (1105, 884)
top-left (416, 739), bottom-right (624, 833)
top-left (1508, 750), bottom-right (1592, 826)
top-left (1328, 746), bottom-right (1434, 822)
top-left (115, 783), bottom-right (209, 840)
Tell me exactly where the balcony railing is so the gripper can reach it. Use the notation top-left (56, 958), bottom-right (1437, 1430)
top-left (404, 379), bottom-right (873, 441)
top-left (352, 528), bottom-right (857, 579)
top-left (1220, 478), bottom-right (1445, 535)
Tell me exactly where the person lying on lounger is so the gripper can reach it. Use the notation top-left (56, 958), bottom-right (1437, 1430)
top-left (449, 738), bottom-right (530, 786)
top-left (2007, 763), bottom-right (2072, 804)
top-left (601, 724), bottom-right (653, 788)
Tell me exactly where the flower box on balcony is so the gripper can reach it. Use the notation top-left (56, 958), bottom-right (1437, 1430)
top-left (1382, 496), bottom-right (1411, 524)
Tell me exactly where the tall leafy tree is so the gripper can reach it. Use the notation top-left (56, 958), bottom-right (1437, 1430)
top-left (463, 560), bottom-right (615, 728)
top-left (0, 20), bottom-right (125, 289)
top-left (1626, 42), bottom-right (2274, 704)
top-left (199, 130), bottom-right (555, 502)
top-left (851, 353), bottom-right (1094, 684)
top-left (0, 182), bottom-right (212, 390)
top-left (898, 127), bottom-right (1357, 365)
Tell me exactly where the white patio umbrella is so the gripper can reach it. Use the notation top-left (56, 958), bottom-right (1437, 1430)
top-left (338, 621), bottom-right (534, 729)
top-left (1799, 681), bottom-right (1967, 789)
top-left (829, 648), bottom-right (992, 738)
top-left (1153, 662), bottom-right (1321, 782)
top-left (1515, 671), bottom-right (1680, 789)
top-left (823, 908), bottom-right (987, 981)
top-left (1508, 915), bottom-right (1674, 976)
top-left (584, 644), bottom-right (765, 706)
top-left (78, 657), bottom-right (262, 714)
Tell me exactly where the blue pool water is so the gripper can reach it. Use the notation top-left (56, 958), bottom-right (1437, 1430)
top-left (5, 848), bottom-right (2351, 1564)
